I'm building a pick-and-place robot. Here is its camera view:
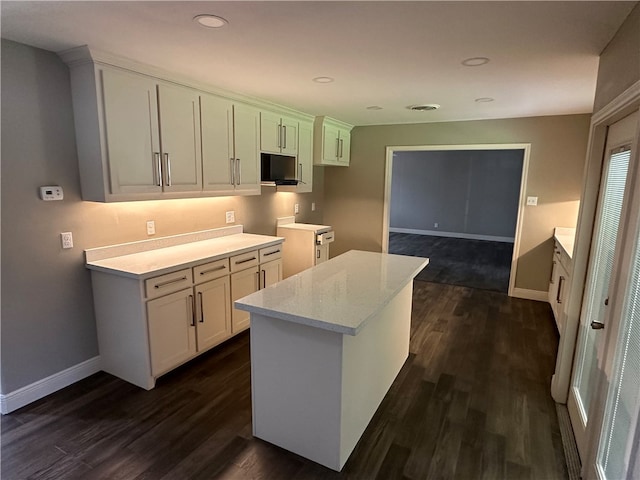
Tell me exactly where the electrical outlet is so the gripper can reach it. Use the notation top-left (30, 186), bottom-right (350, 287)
top-left (311, 202), bottom-right (316, 212)
top-left (527, 196), bottom-right (538, 206)
top-left (294, 203), bottom-right (299, 214)
top-left (226, 211), bottom-right (235, 224)
top-left (434, 222), bottom-right (439, 228)
top-left (61, 232), bottom-right (73, 249)
top-left (146, 220), bottom-right (156, 235)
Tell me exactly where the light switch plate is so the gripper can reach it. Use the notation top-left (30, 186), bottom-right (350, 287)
top-left (527, 196), bottom-right (538, 206)
top-left (226, 211), bottom-right (235, 224)
top-left (311, 202), bottom-right (316, 212)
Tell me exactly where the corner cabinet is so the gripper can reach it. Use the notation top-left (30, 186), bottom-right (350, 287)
top-left (313, 116), bottom-right (353, 167)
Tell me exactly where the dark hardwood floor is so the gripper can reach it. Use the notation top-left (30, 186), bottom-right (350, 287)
top-left (1, 282), bottom-right (566, 479)
top-left (388, 233), bottom-right (514, 293)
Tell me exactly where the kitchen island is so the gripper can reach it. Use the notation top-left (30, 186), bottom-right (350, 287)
top-left (235, 250), bottom-right (428, 471)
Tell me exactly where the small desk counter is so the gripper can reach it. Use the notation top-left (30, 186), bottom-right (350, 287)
top-left (235, 250), bottom-right (428, 471)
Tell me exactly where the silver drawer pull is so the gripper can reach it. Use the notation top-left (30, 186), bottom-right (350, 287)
top-left (263, 250), bottom-right (280, 257)
top-left (235, 256), bottom-right (257, 265)
top-left (154, 276), bottom-right (187, 289)
top-left (199, 265), bottom-right (227, 275)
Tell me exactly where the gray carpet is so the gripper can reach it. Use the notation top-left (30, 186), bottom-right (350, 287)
top-left (388, 233), bottom-right (513, 293)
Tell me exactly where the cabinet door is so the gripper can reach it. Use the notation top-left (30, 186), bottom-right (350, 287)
top-left (322, 124), bottom-right (340, 164)
top-left (260, 259), bottom-right (283, 289)
top-left (157, 83), bottom-right (202, 193)
top-left (296, 121), bottom-right (313, 193)
top-left (280, 116), bottom-right (298, 156)
top-left (260, 111), bottom-right (282, 154)
top-left (337, 129), bottom-right (351, 166)
top-left (195, 276), bottom-right (231, 351)
top-left (147, 288), bottom-right (196, 376)
top-left (201, 93), bottom-right (235, 194)
top-left (101, 68), bottom-right (162, 195)
top-left (233, 103), bottom-right (261, 195)
top-left (231, 266), bottom-right (259, 333)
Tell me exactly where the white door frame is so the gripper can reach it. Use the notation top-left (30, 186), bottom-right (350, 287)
top-left (551, 80), bottom-right (640, 406)
top-left (382, 143), bottom-right (531, 298)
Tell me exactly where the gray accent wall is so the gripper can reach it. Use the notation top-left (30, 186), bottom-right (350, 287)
top-left (390, 150), bottom-right (523, 239)
top-left (0, 40), bottom-right (324, 395)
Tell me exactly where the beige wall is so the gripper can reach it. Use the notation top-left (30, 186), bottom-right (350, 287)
top-left (593, 2), bottom-right (640, 112)
top-left (0, 39), bottom-right (324, 393)
top-left (324, 115), bottom-right (590, 292)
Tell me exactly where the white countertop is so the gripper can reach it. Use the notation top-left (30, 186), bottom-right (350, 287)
top-left (554, 227), bottom-right (576, 259)
top-left (86, 233), bottom-right (283, 279)
top-left (235, 250), bottom-right (428, 336)
top-left (276, 222), bottom-right (332, 233)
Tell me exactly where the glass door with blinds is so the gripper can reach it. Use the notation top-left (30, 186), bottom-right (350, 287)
top-left (568, 113), bottom-right (636, 460)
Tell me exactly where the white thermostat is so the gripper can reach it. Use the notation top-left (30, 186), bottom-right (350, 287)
top-left (39, 186), bottom-right (64, 201)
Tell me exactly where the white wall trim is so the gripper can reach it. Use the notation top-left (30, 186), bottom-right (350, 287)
top-left (0, 356), bottom-right (101, 414)
top-left (383, 143), bottom-right (531, 299)
top-left (511, 287), bottom-right (549, 302)
top-left (389, 227), bottom-right (515, 243)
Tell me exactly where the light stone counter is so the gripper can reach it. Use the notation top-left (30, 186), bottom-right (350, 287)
top-left (554, 227), bottom-right (576, 259)
top-left (85, 226), bottom-right (283, 279)
top-left (236, 250), bottom-right (428, 471)
top-left (235, 250), bottom-right (428, 335)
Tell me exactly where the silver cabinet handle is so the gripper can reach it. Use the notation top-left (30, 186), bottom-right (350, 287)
top-left (198, 292), bottom-right (204, 323)
top-left (591, 321), bottom-right (605, 330)
top-left (557, 276), bottom-right (565, 303)
top-left (550, 260), bottom-right (556, 284)
top-left (188, 294), bottom-right (195, 327)
top-left (163, 153), bottom-right (172, 186)
top-left (199, 265), bottom-right (227, 275)
top-left (299, 163), bottom-right (302, 182)
top-left (235, 256), bottom-right (257, 265)
top-left (278, 124), bottom-right (282, 149)
top-left (236, 158), bottom-right (241, 185)
top-left (262, 269), bottom-right (266, 289)
top-left (317, 249), bottom-right (321, 259)
top-left (336, 138), bottom-right (340, 158)
top-left (339, 138), bottom-right (344, 158)
top-left (283, 125), bottom-right (287, 149)
top-left (263, 249), bottom-right (280, 257)
top-left (229, 158), bottom-right (235, 186)
top-left (154, 276), bottom-right (188, 289)
top-left (154, 152), bottom-right (162, 186)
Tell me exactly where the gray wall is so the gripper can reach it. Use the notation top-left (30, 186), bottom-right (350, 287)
top-left (593, 2), bottom-right (640, 112)
top-left (390, 149), bottom-right (523, 239)
top-left (0, 39), bottom-right (325, 394)
top-left (324, 114), bottom-right (589, 292)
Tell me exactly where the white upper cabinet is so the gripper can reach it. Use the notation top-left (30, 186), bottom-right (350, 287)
top-left (296, 120), bottom-right (313, 193)
top-left (260, 111), bottom-right (298, 156)
top-left (314, 116), bottom-right (353, 167)
top-left (200, 95), bottom-right (260, 196)
top-left (156, 82), bottom-right (202, 193)
top-left (101, 68), bottom-right (161, 195)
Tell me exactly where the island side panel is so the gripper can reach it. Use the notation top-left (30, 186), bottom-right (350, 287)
top-left (339, 281), bottom-right (413, 468)
top-left (250, 313), bottom-right (344, 470)
top-left (91, 271), bottom-right (155, 389)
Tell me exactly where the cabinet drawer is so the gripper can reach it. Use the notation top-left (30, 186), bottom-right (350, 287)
top-left (146, 268), bottom-right (193, 299)
top-left (230, 250), bottom-right (259, 273)
top-left (259, 244), bottom-right (283, 263)
top-left (194, 258), bottom-right (229, 284)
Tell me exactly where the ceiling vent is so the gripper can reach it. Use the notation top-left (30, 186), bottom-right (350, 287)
top-left (407, 104), bottom-right (440, 111)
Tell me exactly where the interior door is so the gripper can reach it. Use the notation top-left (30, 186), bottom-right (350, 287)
top-left (568, 111), bottom-right (638, 460)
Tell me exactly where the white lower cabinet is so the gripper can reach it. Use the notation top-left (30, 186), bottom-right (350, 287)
top-left (90, 241), bottom-right (282, 389)
top-left (548, 239), bottom-right (571, 333)
top-left (147, 287), bottom-right (197, 376)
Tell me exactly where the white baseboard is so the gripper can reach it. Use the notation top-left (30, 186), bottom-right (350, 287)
top-left (390, 227), bottom-right (514, 243)
top-left (0, 356), bottom-right (101, 414)
top-left (511, 287), bottom-right (549, 302)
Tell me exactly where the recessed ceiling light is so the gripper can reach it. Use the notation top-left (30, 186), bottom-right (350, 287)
top-left (366, 105), bottom-right (383, 110)
top-left (475, 97), bottom-right (494, 103)
top-left (194, 14), bottom-right (228, 28)
top-left (407, 104), bottom-right (440, 111)
top-left (313, 76), bottom-right (334, 84)
top-left (462, 57), bottom-right (490, 67)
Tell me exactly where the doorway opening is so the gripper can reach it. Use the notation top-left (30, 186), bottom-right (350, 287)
top-left (383, 144), bottom-right (531, 296)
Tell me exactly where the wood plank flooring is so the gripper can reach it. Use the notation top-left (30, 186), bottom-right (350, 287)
top-left (388, 233), bottom-right (514, 293)
top-left (1, 282), bottom-right (567, 479)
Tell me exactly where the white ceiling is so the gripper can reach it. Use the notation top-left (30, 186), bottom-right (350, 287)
top-left (1, 1), bottom-right (636, 126)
